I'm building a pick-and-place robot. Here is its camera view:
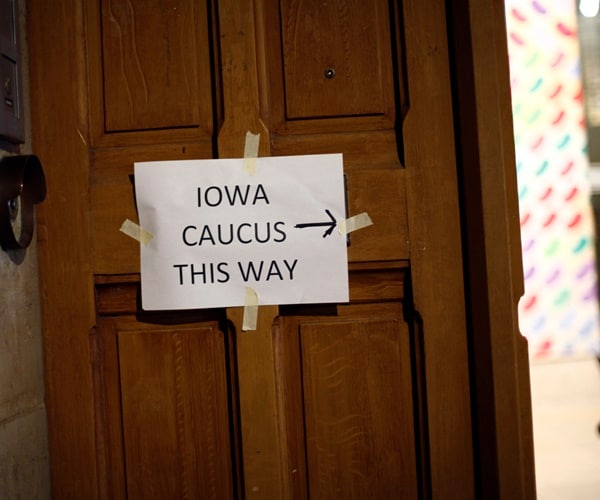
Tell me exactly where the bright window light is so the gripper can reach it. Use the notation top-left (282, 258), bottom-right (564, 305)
top-left (580, 0), bottom-right (600, 17)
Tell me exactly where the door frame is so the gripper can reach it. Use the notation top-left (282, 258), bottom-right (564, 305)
top-left (447, 1), bottom-right (536, 498)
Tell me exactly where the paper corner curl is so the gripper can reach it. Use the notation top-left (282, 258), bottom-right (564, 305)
top-left (242, 286), bottom-right (259, 331)
top-left (120, 219), bottom-right (154, 245)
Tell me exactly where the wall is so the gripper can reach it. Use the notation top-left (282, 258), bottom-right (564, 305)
top-left (0, 0), bottom-right (50, 497)
top-left (0, 235), bottom-right (50, 498)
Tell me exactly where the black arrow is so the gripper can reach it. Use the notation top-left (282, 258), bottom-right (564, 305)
top-left (294, 209), bottom-right (337, 238)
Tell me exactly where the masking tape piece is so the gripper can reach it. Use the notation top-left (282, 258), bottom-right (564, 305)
top-left (339, 212), bottom-right (373, 235)
top-left (242, 286), bottom-right (259, 331)
top-left (243, 131), bottom-right (260, 175)
top-left (120, 219), bottom-right (154, 245)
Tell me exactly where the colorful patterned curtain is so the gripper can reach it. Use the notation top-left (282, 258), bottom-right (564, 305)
top-left (505, 0), bottom-right (600, 359)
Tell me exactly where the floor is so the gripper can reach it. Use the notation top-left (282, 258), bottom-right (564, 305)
top-left (530, 356), bottom-right (600, 499)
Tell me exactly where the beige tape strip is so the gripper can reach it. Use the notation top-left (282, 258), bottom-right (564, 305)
top-left (243, 131), bottom-right (260, 175)
top-left (120, 219), bottom-right (154, 245)
top-left (338, 212), bottom-right (373, 235)
top-left (242, 286), bottom-right (259, 331)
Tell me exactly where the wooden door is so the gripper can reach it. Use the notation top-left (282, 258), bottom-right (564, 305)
top-left (28, 0), bottom-right (534, 499)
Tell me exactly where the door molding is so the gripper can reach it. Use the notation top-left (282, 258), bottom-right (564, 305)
top-left (28, 1), bottom-right (97, 496)
top-left (447, 1), bottom-right (536, 498)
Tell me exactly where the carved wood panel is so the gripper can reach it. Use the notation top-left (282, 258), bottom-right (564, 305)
top-left (274, 302), bottom-right (420, 499)
top-left (280, 0), bottom-right (393, 119)
top-left (255, 0), bottom-right (401, 134)
top-left (93, 315), bottom-right (235, 499)
top-left (100, 0), bottom-right (214, 133)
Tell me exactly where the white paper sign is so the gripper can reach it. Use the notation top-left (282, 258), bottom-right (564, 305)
top-left (134, 154), bottom-right (349, 310)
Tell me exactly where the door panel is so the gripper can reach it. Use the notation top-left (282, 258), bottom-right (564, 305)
top-left (255, 0), bottom-right (399, 134)
top-left (274, 302), bottom-right (419, 500)
top-left (280, 0), bottom-right (392, 119)
top-left (86, 0), bottom-right (216, 147)
top-left (100, 0), bottom-right (213, 132)
top-left (93, 285), bottom-right (237, 499)
top-left (118, 324), bottom-right (232, 499)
